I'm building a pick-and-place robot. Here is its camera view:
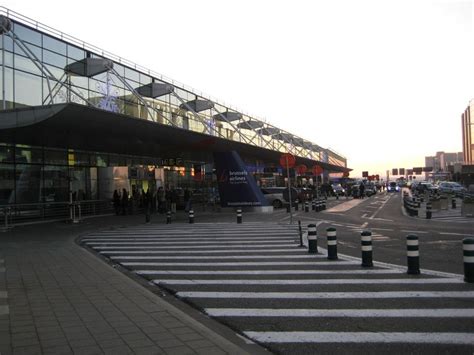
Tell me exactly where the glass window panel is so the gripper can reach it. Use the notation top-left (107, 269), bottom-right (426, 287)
top-left (70, 76), bottom-right (89, 90)
top-left (0, 163), bottom-right (15, 204)
top-left (13, 23), bottom-right (42, 46)
top-left (42, 165), bottom-right (69, 202)
top-left (139, 73), bottom-right (152, 85)
top-left (43, 63), bottom-right (64, 78)
top-left (15, 147), bottom-right (42, 164)
top-left (15, 164), bottom-right (42, 204)
top-left (0, 51), bottom-right (13, 68)
top-left (1, 34), bottom-right (13, 52)
top-left (43, 35), bottom-right (67, 55)
top-left (113, 63), bottom-right (125, 77)
top-left (67, 44), bottom-right (85, 60)
top-left (2, 68), bottom-right (14, 109)
top-left (44, 149), bottom-right (67, 165)
top-left (43, 49), bottom-right (67, 68)
top-left (124, 67), bottom-right (139, 82)
top-left (14, 70), bottom-right (42, 107)
top-left (14, 54), bottom-right (42, 75)
top-left (13, 41), bottom-right (42, 60)
top-left (0, 145), bottom-right (14, 163)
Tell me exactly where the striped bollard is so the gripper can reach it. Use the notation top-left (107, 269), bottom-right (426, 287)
top-left (188, 209), bottom-right (194, 224)
top-left (312, 200), bottom-right (316, 211)
top-left (463, 238), bottom-right (474, 283)
top-left (315, 200), bottom-right (321, 212)
top-left (406, 234), bottom-right (420, 275)
top-left (322, 200), bottom-right (326, 210)
top-left (304, 202), bottom-right (309, 213)
top-left (236, 207), bottom-right (242, 224)
top-left (307, 224), bottom-right (318, 253)
top-left (426, 202), bottom-right (432, 219)
top-left (452, 198), bottom-right (456, 209)
top-left (361, 230), bottom-right (373, 267)
top-left (326, 227), bottom-right (338, 260)
top-left (166, 210), bottom-right (171, 224)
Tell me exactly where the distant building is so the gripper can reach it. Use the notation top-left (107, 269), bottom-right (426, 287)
top-left (424, 151), bottom-right (463, 180)
top-left (462, 99), bottom-right (474, 164)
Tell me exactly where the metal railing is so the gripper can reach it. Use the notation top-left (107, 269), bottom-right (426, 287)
top-left (0, 200), bottom-right (114, 227)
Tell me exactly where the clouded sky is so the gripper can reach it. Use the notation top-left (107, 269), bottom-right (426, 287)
top-left (3, 0), bottom-right (473, 177)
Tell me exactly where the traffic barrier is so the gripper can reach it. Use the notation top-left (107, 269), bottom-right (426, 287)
top-left (236, 207), bottom-right (242, 223)
top-left (463, 238), bottom-right (474, 283)
top-left (326, 227), bottom-right (338, 260)
top-left (452, 198), bottom-right (456, 209)
top-left (406, 234), bottom-right (420, 275)
top-left (304, 201), bottom-right (309, 213)
top-left (308, 224), bottom-right (318, 253)
top-left (166, 210), bottom-right (171, 224)
top-left (361, 230), bottom-right (373, 267)
top-left (426, 202), bottom-right (432, 219)
top-left (189, 209), bottom-right (194, 224)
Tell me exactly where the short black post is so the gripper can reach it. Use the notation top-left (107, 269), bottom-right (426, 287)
top-left (361, 230), bottom-right (373, 267)
top-left (298, 220), bottom-right (304, 247)
top-left (295, 200), bottom-right (299, 211)
top-left (336, 193), bottom-right (339, 200)
top-left (452, 198), bottom-right (456, 209)
top-left (326, 227), bottom-right (338, 260)
top-left (286, 203), bottom-right (290, 213)
top-left (406, 234), bottom-right (420, 275)
top-left (463, 238), bottom-right (474, 283)
top-left (307, 224), bottom-right (318, 253)
top-left (311, 200), bottom-right (316, 211)
top-left (166, 210), bottom-right (171, 224)
top-left (304, 202), bottom-right (309, 213)
top-left (322, 200), bottom-right (326, 210)
top-left (236, 207), bottom-right (242, 224)
top-left (315, 200), bottom-right (320, 212)
top-left (426, 202), bottom-right (432, 219)
top-left (189, 209), bottom-right (194, 224)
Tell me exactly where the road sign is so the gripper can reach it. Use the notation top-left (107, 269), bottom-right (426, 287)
top-left (296, 164), bottom-right (307, 175)
top-left (280, 153), bottom-right (295, 169)
top-left (312, 165), bottom-right (323, 175)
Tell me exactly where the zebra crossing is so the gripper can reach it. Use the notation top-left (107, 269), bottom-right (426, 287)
top-left (431, 209), bottom-right (474, 224)
top-left (81, 222), bottom-right (474, 354)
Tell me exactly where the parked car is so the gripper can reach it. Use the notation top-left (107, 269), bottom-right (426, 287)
top-left (364, 184), bottom-right (376, 197)
top-left (261, 187), bottom-right (298, 208)
top-left (438, 182), bottom-right (466, 197)
top-left (416, 182), bottom-right (438, 194)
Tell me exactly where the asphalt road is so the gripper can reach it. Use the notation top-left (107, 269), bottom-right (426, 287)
top-left (80, 196), bottom-right (474, 354)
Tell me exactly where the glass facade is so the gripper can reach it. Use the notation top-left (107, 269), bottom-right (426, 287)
top-left (462, 100), bottom-right (473, 165)
top-left (0, 12), bottom-right (346, 169)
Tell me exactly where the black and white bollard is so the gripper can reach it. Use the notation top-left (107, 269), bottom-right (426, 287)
top-left (426, 202), bottom-right (432, 219)
top-left (304, 201), bottom-right (309, 213)
top-left (322, 200), bottom-right (326, 210)
top-left (452, 198), bottom-right (456, 209)
top-left (166, 210), bottom-right (171, 224)
top-left (298, 220), bottom-right (304, 247)
top-left (463, 238), bottom-right (474, 283)
top-left (361, 230), bottom-right (373, 267)
top-left (308, 224), bottom-right (318, 253)
top-left (406, 234), bottom-right (420, 275)
top-left (188, 209), bottom-right (194, 224)
top-left (326, 227), bottom-right (338, 260)
top-left (236, 207), bottom-right (242, 224)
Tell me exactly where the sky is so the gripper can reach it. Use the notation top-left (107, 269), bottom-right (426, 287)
top-left (3, 0), bottom-right (473, 178)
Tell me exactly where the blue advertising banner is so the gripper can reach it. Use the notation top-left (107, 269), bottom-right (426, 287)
top-left (213, 151), bottom-right (269, 207)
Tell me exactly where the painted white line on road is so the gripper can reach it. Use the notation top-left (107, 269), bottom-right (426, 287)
top-left (401, 230), bottom-right (429, 234)
top-left (206, 308), bottom-right (474, 318)
top-left (0, 305), bottom-right (9, 316)
top-left (371, 228), bottom-right (394, 231)
top-left (83, 236), bottom-right (295, 241)
top-left (92, 244), bottom-right (297, 250)
top-left (85, 240), bottom-right (295, 245)
top-left (122, 261), bottom-right (358, 267)
top-left (243, 331), bottom-right (474, 344)
top-left (177, 291), bottom-right (474, 299)
top-left (154, 278), bottom-right (462, 285)
top-left (439, 232), bottom-right (473, 236)
top-left (137, 269), bottom-right (401, 276)
top-left (101, 248), bottom-right (302, 254)
top-left (111, 254), bottom-right (327, 260)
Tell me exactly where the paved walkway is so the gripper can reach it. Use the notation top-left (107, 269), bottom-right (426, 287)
top-left (0, 213), bottom-right (269, 354)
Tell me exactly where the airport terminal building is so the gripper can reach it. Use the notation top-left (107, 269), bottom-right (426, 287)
top-left (0, 8), bottom-right (348, 219)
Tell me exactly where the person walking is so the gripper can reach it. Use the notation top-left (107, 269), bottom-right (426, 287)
top-left (359, 182), bottom-right (365, 199)
top-left (144, 189), bottom-right (151, 223)
top-left (113, 190), bottom-right (120, 215)
top-left (121, 188), bottom-right (128, 215)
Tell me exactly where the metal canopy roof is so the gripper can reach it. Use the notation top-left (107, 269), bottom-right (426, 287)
top-left (236, 120), bottom-right (264, 130)
top-left (0, 104), bottom-right (350, 173)
top-left (179, 99), bottom-right (214, 112)
top-left (136, 83), bottom-right (174, 98)
top-left (212, 111), bottom-right (242, 122)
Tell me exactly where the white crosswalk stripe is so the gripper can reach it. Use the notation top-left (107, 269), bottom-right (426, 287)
top-left (81, 222), bottom-right (474, 353)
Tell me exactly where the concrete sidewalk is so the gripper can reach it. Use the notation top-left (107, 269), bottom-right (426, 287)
top-left (0, 213), bottom-right (270, 355)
